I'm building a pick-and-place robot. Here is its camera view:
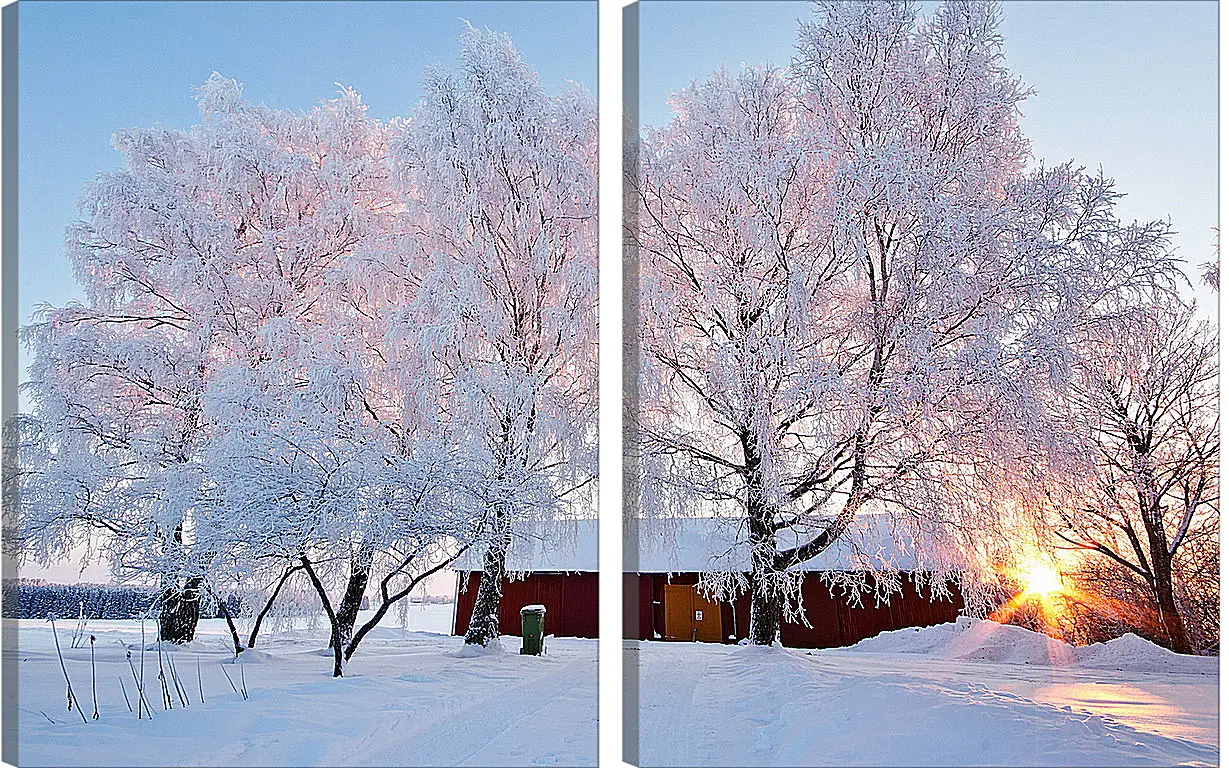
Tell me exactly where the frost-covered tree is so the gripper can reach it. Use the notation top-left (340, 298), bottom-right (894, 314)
top-left (11, 23), bottom-right (596, 665)
top-left (11, 75), bottom-right (403, 645)
top-left (9, 23), bottom-right (597, 664)
top-left (12, 77), bottom-right (259, 643)
top-left (189, 76), bottom-right (435, 670)
top-left (1054, 298), bottom-right (1218, 654)
top-left (205, 306), bottom-right (480, 674)
top-left (633, 0), bottom-right (1183, 644)
top-left (632, 65), bottom-right (838, 641)
top-left (395, 25), bottom-right (598, 647)
top-left (178, 74), bottom-right (487, 674)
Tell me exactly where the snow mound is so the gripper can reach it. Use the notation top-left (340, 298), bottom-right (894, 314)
top-left (228, 648), bottom-right (279, 664)
top-left (454, 637), bottom-right (506, 657)
top-left (849, 618), bottom-right (1075, 665)
top-left (849, 618), bottom-right (1215, 674)
top-left (1078, 632), bottom-right (1213, 674)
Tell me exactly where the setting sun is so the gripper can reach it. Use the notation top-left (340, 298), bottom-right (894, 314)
top-left (1019, 559), bottom-right (1064, 597)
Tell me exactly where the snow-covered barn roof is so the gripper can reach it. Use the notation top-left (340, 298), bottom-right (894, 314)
top-left (630, 514), bottom-right (922, 573)
top-left (455, 514), bottom-right (924, 574)
top-left (456, 518), bottom-right (599, 573)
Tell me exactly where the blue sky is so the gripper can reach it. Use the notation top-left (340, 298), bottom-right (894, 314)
top-left (639, 0), bottom-right (1218, 306)
top-left (18, 0), bottom-right (597, 343)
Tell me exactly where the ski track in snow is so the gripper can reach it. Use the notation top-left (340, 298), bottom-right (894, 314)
top-left (636, 641), bottom-right (1217, 767)
top-left (634, 644), bottom-right (705, 765)
top-left (12, 615), bottom-right (596, 767)
top-left (334, 650), bottom-right (596, 766)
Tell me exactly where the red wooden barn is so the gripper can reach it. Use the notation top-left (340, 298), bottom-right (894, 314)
top-left (626, 516), bottom-right (963, 648)
top-left (452, 520), bottom-right (598, 639)
top-left (452, 516), bottom-right (963, 647)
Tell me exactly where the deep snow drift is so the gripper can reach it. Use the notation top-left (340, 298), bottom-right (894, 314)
top-left (635, 620), bottom-right (1216, 767)
top-left (848, 616), bottom-right (1216, 675)
top-left (10, 609), bottom-right (597, 767)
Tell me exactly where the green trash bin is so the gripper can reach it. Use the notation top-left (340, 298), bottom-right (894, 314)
top-left (520, 604), bottom-right (546, 655)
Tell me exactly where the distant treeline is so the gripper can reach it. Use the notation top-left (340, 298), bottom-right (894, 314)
top-left (2, 582), bottom-right (244, 620)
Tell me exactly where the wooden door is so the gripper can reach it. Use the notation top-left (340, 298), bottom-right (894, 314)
top-left (662, 584), bottom-right (696, 640)
top-left (692, 589), bottom-right (723, 643)
top-left (662, 583), bottom-right (724, 642)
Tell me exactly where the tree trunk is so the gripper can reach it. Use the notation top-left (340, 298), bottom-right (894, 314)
top-left (747, 580), bottom-right (783, 646)
top-left (334, 546), bottom-right (374, 650)
top-left (345, 547), bottom-right (466, 661)
top-left (743, 431), bottom-right (781, 646)
top-left (158, 577), bottom-right (202, 644)
top-left (1137, 475), bottom-right (1195, 655)
top-left (248, 565), bottom-right (300, 649)
top-left (747, 515), bottom-right (782, 646)
top-left (464, 511), bottom-right (511, 646)
top-left (347, 596), bottom-right (396, 661)
top-left (211, 588), bottom-right (244, 656)
top-left (1151, 555), bottom-right (1193, 654)
top-left (299, 556), bottom-right (344, 677)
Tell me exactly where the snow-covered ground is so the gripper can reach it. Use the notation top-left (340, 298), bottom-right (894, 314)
top-left (635, 619), bottom-right (1217, 767)
top-left (9, 607), bottom-right (597, 767)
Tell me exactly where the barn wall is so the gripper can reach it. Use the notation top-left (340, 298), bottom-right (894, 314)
top-left (626, 573), bottom-right (654, 640)
top-left (452, 571), bottom-right (599, 638)
top-left (453, 572), bottom-right (475, 636)
top-left (633, 572), bottom-right (963, 648)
